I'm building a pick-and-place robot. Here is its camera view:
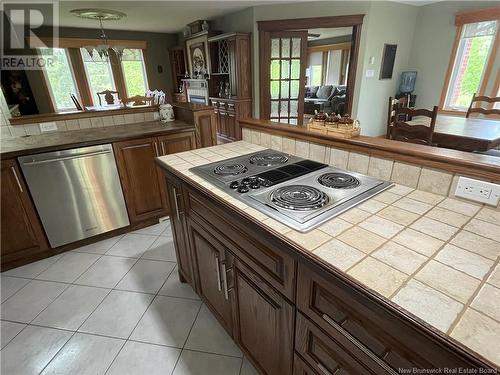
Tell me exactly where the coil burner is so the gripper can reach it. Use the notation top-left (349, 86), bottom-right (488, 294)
top-left (249, 152), bottom-right (289, 167)
top-left (318, 173), bottom-right (360, 189)
top-left (270, 185), bottom-right (329, 211)
top-left (213, 164), bottom-right (248, 176)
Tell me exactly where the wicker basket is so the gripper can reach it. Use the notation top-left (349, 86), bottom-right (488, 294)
top-left (308, 120), bottom-right (361, 139)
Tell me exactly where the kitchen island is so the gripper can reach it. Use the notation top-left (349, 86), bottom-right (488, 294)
top-left (156, 141), bottom-right (499, 374)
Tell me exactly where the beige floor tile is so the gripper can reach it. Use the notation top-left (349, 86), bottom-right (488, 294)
top-left (313, 239), bottom-right (365, 271)
top-left (410, 217), bottom-right (459, 241)
top-left (406, 190), bottom-right (445, 205)
top-left (1, 254), bottom-right (63, 278)
top-left (464, 219), bottom-right (500, 242)
top-left (337, 226), bottom-right (387, 253)
top-left (185, 305), bottom-right (242, 357)
top-left (240, 357), bottom-right (259, 375)
top-left (115, 259), bottom-right (176, 294)
top-left (392, 280), bottom-right (463, 332)
top-left (438, 197), bottom-right (482, 216)
top-left (378, 206), bottom-right (420, 226)
top-left (1, 326), bottom-right (72, 375)
top-left (41, 333), bottom-right (124, 375)
top-left (35, 252), bottom-right (100, 283)
top-left (172, 350), bottom-right (242, 375)
top-left (392, 228), bottom-right (444, 256)
top-left (372, 191), bottom-right (401, 205)
top-left (105, 233), bottom-right (158, 258)
top-left (347, 257), bottom-right (407, 297)
top-left (318, 218), bottom-right (352, 237)
top-left (451, 309), bottom-right (500, 365)
top-left (107, 341), bottom-right (181, 375)
top-left (159, 266), bottom-right (200, 300)
top-left (337, 208), bottom-right (371, 224)
top-left (435, 244), bottom-right (494, 280)
top-left (1, 276), bottom-right (29, 303)
top-left (475, 207), bottom-right (500, 226)
top-left (73, 235), bottom-right (124, 254)
top-left (424, 206), bottom-right (470, 228)
top-left (393, 197), bottom-right (433, 215)
top-left (450, 231), bottom-right (500, 260)
top-left (387, 184), bottom-right (414, 196)
top-left (471, 284), bottom-right (500, 322)
top-left (286, 229), bottom-right (331, 250)
top-left (372, 242), bottom-right (427, 275)
top-left (75, 256), bottom-right (136, 288)
top-left (357, 199), bottom-right (387, 214)
top-left (487, 264), bottom-right (500, 288)
top-left (415, 261), bottom-right (480, 303)
top-left (0, 321), bottom-right (26, 349)
top-left (141, 235), bottom-right (177, 262)
top-left (359, 216), bottom-right (404, 239)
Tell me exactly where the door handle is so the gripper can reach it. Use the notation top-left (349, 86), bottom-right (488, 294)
top-left (221, 262), bottom-right (229, 300)
top-left (172, 186), bottom-right (183, 220)
top-left (11, 166), bottom-right (23, 193)
top-left (215, 255), bottom-right (222, 292)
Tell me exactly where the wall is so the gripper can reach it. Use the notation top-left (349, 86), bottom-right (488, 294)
top-left (409, 1), bottom-right (500, 109)
top-left (10, 26), bottom-right (178, 115)
top-left (308, 34), bottom-right (352, 47)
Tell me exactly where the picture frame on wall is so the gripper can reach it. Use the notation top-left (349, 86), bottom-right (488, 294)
top-left (185, 34), bottom-right (211, 79)
top-left (380, 44), bottom-right (398, 80)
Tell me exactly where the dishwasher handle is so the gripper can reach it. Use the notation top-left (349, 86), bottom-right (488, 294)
top-left (20, 150), bottom-right (112, 165)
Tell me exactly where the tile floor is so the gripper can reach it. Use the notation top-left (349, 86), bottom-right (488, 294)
top-left (0, 220), bottom-right (258, 375)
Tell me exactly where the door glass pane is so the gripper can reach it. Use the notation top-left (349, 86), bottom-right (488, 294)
top-left (290, 80), bottom-right (300, 99)
top-left (281, 60), bottom-right (290, 79)
top-left (270, 81), bottom-right (280, 99)
top-left (271, 101), bottom-right (279, 117)
top-left (290, 100), bottom-right (298, 116)
top-left (271, 60), bottom-right (280, 79)
top-left (271, 39), bottom-right (280, 58)
top-left (292, 38), bottom-right (301, 58)
top-left (291, 59), bottom-right (300, 79)
top-left (280, 101), bottom-right (289, 116)
top-left (281, 38), bottom-right (290, 58)
top-left (289, 118), bottom-right (298, 125)
top-left (280, 81), bottom-right (289, 99)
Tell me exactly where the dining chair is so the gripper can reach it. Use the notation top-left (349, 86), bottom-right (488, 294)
top-left (466, 93), bottom-right (500, 118)
top-left (122, 95), bottom-right (155, 107)
top-left (390, 106), bottom-right (438, 146)
top-left (97, 90), bottom-right (120, 106)
top-left (386, 96), bottom-right (409, 139)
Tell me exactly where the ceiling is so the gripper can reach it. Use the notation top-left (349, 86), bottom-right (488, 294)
top-left (51, 1), bottom-right (295, 33)
top-left (307, 27), bottom-right (353, 40)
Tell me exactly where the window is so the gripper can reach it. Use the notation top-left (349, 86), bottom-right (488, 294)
top-left (40, 48), bottom-right (79, 111)
top-left (81, 48), bottom-right (116, 105)
top-left (121, 49), bottom-right (148, 97)
top-left (307, 51), bottom-right (323, 86)
top-left (443, 20), bottom-right (498, 111)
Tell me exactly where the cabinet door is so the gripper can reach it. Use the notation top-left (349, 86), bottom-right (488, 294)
top-left (233, 259), bottom-right (294, 375)
top-left (226, 112), bottom-right (237, 141)
top-left (157, 132), bottom-right (195, 155)
top-left (113, 137), bottom-right (168, 224)
top-left (188, 217), bottom-right (233, 333)
top-left (1, 159), bottom-right (50, 269)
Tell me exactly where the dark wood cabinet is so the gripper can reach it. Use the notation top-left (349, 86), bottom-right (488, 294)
top-left (113, 137), bottom-right (169, 224)
top-left (294, 354), bottom-right (319, 375)
top-left (1, 159), bottom-right (50, 269)
top-left (113, 132), bottom-right (195, 225)
top-left (169, 46), bottom-right (187, 96)
top-left (173, 103), bottom-right (217, 147)
top-left (234, 259), bottom-right (294, 375)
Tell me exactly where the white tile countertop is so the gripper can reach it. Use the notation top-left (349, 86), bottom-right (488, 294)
top-left (156, 141), bottom-right (500, 367)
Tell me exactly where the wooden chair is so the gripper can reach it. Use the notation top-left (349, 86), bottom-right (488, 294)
top-left (390, 106), bottom-right (438, 146)
top-left (122, 95), bottom-right (154, 107)
top-left (97, 90), bottom-right (120, 106)
top-left (386, 96), bottom-right (409, 139)
top-left (466, 93), bottom-right (500, 118)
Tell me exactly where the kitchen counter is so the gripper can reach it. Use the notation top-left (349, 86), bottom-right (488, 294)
top-left (156, 141), bottom-right (500, 368)
top-left (0, 120), bottom-right (195, 158)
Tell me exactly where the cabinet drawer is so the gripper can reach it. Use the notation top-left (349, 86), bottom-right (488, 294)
top-left (295, 313), bottom-right (392, 375)
top-left (294, 354), bottom-right (319, 375)
top-left (297, 264), bottom-right (483, 371)
top-left (187, 189), bottom-right (296, 300)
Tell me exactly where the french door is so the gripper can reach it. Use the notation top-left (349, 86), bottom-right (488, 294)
top-left (260, 31), bottom-right (308, 125)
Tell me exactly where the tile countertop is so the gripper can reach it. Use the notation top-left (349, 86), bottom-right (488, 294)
top-left (0, 120), bottom-right (195, 158)
top-left (156, 141), bottom-right (500, 367)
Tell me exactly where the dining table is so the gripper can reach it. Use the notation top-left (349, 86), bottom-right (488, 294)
top-left (408, 115), bottom-right (500, 152)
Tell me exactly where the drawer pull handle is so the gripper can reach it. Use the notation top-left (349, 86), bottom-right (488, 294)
top-left (153, 142), bottom-right (159, 156)
top-left (221, 262), bottom-right (229, 300)
top-left (172, 187), bottom-right (183, 220)
top-left (11, 166), bottom-right (23, 193)
top-left (215, 255), bottom-right (222, 292)
top-left (317, 363), bottom-right (333, 375)
top-left (160, 142), bottom-right (166, 155)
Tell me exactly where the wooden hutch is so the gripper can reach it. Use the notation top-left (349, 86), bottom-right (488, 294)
top-left (208, 32), bottom-right (252, 143)
top-left (169, 46), bottom-right (187, 103)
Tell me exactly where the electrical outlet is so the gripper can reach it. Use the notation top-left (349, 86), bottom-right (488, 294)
top-left (365, 69), bottom-right (375, 78)
top-left (454, 176), bottom-right (500, 206)
top-left (39, 122), bottom-right (57, 132)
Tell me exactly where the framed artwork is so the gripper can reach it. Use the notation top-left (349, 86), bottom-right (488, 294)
top-left (185, 35), bottom-right (210, 79)
top-left (0, 69), bottom-right (39, 115)
top-left (380, 44), bottom-right (397, 80)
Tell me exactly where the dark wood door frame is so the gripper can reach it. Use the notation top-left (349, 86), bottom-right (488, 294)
top-left (258, 14), bottom-right (364, 119)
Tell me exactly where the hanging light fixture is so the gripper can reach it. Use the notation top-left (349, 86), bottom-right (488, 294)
top-left (70, 9), bottom-right (127, 62)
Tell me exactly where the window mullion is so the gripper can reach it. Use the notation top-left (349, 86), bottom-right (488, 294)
top-left (109, 49), bottom-right (128, 100)
top-left (67, 48), bottom-right (92, 107)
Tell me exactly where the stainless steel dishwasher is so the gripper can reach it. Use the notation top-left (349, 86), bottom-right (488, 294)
top-left (18, 144), bottom-right (130, 248)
